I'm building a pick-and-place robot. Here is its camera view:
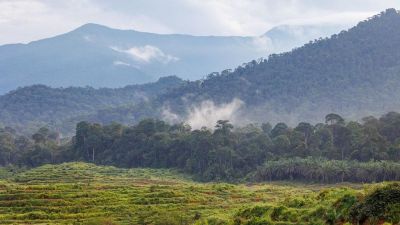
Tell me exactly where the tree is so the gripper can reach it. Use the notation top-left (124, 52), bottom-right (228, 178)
top-left (294, 122), bottom-right (314, 149)
top-left (272, 135), bottom-right (291, 155)
top-left (261, 123), bottom-right (272, 135)
top-left (271, 123), bottom-right (289, 138)
top-left (214, 120), bottom-right (236, 147)
top-left (314, 127), bottom-right (334, 157)
top-left (74, 122), bottom-right (103, 162)
top-left (0, 132), bottom-right (15, 165)
top-left (379, 112), bottom-right (400, 143)
top-left (325, 113), bottom-right (345, 125)
top-left (351, 125), bottom-right (388, 161)
top-left (32, 128), bottom-right (49, 144)
top-left (331, 125), bottom-right (352, 160)
top-left (215, 120), bottom-right (233, 134)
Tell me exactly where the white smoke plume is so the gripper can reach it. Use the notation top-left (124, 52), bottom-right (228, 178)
top-left (185, 98), bottom-right (244, 129)
top-left (161, 105), bottom-right (181, 124)
top-left (161, 98), bottom-right (244, 130)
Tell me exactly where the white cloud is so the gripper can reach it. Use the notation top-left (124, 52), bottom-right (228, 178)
top-left (0, 0), bottom-right (400, 45)
top-left (112, 61), bottom-right (141, 70)
top-left (161, 106), bottom-right (181, 124)
top-left (252, 36), bottom-right (273, 52)
top-left (111, 45), bottom-right (179, 64)
top-left (0, 0), bottom-right (46, 23)
top-left (113, 61), bottom-right (130, 66)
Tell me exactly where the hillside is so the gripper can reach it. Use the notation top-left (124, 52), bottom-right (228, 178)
top-left (0, 76), bottom-right (184, 134)
top-left (0, 23), bottom-right (343, 94)
top-left (1, 9), bottom-right (399, 132)
top-left (154, 8), bottom-right (400, 125)
top-left (41, 9), bottom-right (400, 129)
top-left (0, 162), bottom-right (398, 225)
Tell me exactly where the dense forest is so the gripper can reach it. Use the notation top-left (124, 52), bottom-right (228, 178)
top-left (0, 76), bottom-right (183, 134)
top-left (156, 9), bottom-right (400, 121)
top-left (1, 111), bottom-right (400, 183)
top-left (2, 9), bottom-right (400, 135)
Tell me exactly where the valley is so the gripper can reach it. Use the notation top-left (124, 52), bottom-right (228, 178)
top-left (0, 5), bottom-right (400, 225)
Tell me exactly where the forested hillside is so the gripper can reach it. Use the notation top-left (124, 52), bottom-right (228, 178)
top-left (156, 8), bottom-right (400, 123)
top-left (1, 9), bottom-right (400, 134)
top-left (0, 76), bottom-right (184, 134)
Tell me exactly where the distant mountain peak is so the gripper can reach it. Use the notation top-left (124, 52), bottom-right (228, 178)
top-left (73, 23), bottom-right (113, 33)
top-left (2, 10), bottom-right (392, 94)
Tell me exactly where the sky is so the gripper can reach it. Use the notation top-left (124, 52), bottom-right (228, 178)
top-left (0, 0), bottom-right (400, 45)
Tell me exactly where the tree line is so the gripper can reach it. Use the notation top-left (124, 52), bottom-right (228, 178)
top-left (1, 112), bottom-right (400, 182)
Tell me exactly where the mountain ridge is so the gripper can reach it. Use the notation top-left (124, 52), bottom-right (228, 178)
top-left (87, 8), bottom-right (400, 127)
top-left (0, 21), bottom-right (346, 94)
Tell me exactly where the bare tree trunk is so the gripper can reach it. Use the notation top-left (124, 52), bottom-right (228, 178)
top-left (341, 149), bottom-right (344, 161)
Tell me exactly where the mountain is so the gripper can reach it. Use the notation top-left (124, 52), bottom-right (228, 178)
top-left (156, 9), bottom-right (400, 124)
top-left (1, 9), bottom-right (399, 133)
top-left (78, 9), bottom-right (400, 127)
top-left (0, 23), bottom-right (344, 94)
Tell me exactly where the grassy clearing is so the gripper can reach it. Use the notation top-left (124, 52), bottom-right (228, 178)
top-left (0, 163), bottom-right (396, 225)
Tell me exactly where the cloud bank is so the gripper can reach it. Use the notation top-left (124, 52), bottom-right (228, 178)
top-left (1, 0), bottom-right (400, 45)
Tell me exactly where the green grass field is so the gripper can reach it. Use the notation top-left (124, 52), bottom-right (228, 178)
top-left (0, 163), bottom-right (397, 225)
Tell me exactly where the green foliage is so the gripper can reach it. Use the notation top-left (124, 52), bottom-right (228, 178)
top-left (0, 76), bottom-right (184, 135)
top-left (350, 183), bottom-right (400, 224)
top-left (83, 218), bottom-right (120, 225)
top-left (3, 10), bottom-right (400, 137)
top-left (233, 184), bottom-right (400, 225)
top-left (156, 9), bottom-right (400, 127)
top-left (253, 158), bottom-right (400, 183)
top-left (66, 112), bottom-right (400, 182)
top-left (2, 111), bottom-right (400, 183)
top-left (0, 162), bottom-right (398, 224)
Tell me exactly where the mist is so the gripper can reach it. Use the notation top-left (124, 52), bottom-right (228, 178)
top-left (162, 98), bottom-right (244, 129)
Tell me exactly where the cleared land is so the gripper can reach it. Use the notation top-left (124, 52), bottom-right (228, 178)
top-left (0, 163), bottom-right (395, 225)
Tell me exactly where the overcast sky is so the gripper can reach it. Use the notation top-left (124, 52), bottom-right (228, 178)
top-left (1, 0), bottom-right (399, 45)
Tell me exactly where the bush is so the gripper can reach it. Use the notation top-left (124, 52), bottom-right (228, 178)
top-left (350, 183), bottom-right (400, 224)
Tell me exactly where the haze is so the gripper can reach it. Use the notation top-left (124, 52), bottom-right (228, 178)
top-left (1, 0), bottom-right (400, 45)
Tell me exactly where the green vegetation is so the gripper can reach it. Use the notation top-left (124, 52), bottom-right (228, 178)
top-left (2, 112), bottom-right (400, 183)
top-left (158, 9), bottom-right (400, 123)
top-left (0, 162), bottom-right (398, 225)
top-left (78, 9), bottom-right (400, 128)
top-left (1, 9), bottom-right (400, 224)
top-left (254, 158), bottom-right (400, 183)
top-left (2, 10), bottom-right (400, 134)
top-left (0, 76), bottom-right (183, 134)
